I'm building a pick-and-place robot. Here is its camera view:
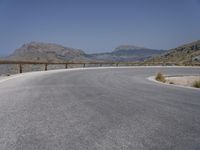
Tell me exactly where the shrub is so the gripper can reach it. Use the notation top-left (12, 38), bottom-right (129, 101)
top-left (192, 80), bottom-right (200, 88)
top-left (155, 72), bottom-right (166, 83)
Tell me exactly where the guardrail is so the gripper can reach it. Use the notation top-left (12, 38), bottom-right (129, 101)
top-left (0, 60), bottom-right (121, 74)
top-left (0, 60), bottom-right (199, 74)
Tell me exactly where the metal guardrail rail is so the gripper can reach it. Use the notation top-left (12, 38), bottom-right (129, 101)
top-left (0, 60), bottom-right (120, 73)
top-left (0, 60), bottom-right (199, 74)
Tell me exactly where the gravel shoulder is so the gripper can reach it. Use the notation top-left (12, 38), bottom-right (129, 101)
top-left (166, 76), bottom-right (200, 87)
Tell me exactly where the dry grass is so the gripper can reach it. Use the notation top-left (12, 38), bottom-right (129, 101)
top-left (192, 80), bottom-right (200, 88)
top-left (155, 72), bottom-right (166, 83)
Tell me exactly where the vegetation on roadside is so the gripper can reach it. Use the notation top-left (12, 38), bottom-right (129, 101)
top-left (192, 80), bottom-right (200, 88)
top-left (155, 72), bottom-right (166, 83)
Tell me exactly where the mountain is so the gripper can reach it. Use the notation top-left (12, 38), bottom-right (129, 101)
top-left (146, 40), bottom-right (200, 65)
top-left (114, 45), bottom-right (150, 51)
top-left (112, 45), bottom-right (164, 56)
top-left (7, 42), bottom-right (87, 62)
top-left (87, 45), bottom-right (165, 62)
top-left (0, 42), bottom-right (89, 75)
top-left (2, 43), bottom-right (165, 63)
top-left (2, 40), bottom-right (199, 75)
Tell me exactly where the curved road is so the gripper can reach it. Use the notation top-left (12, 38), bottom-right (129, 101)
top-left (0, 67), bottom-right (200, 150)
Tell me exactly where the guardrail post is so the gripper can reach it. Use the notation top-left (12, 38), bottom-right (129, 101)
top-left (44, 64), bottom-right (48, 71)
top-left (65, 64), bottom-right (68, 69)
top-left (116, 63), bottom-right (119, 67)
top-left (83, 63), bottom-right (85, 68)
top-left (100, 64), bottom-right (102, 67)
top-left (19, 64), bottom-right (22, 73)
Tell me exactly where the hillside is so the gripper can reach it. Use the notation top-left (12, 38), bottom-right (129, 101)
top-left (7, 42), bottom-right (87, 62)
top-left (146, 40), bottom-right (200, 65)
top-left (87, 45), bottom-right (165, 62)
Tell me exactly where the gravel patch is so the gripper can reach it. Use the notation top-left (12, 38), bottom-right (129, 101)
top-left (166, 76), bottom-right (200, 87)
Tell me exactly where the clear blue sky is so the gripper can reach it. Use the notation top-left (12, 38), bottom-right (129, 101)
top-left (0, 0), bottom-right (200, 56)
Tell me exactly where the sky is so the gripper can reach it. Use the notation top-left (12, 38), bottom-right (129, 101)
top-left (0, 0), bottom-right (200, 56)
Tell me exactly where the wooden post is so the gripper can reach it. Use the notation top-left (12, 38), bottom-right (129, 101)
top-left (19, 64), bottom-right (22, 73)
top-left (45, 64), bottom-right (48, 71)
top-left (65, 64), bottom-right (68, 69)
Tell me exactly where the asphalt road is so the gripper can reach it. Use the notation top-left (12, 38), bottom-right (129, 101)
top-left (0, 67), bottom-right (200, 150)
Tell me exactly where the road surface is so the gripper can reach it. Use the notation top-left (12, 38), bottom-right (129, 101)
top-left (0, 67), bottom-right (200, 150)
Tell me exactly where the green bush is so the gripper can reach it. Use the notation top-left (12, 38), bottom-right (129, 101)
top-left (192, 80), bottom-right (200, 88)
top-left (155, 72), bottom-right (166, 83)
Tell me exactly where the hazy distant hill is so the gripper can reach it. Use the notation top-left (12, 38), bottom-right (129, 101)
top-left (87, 45), bottom-right (165, 62)
top-left (146, 40), bottom-right (200, 64)
top-left (113, 45), bottom-right (164, 56)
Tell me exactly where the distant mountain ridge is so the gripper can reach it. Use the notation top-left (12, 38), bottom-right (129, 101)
top-left (88, 45), bottom-right (165, 62)
top-left (3, 42), bottom-right (165, 62)
top-left (114, 45), bottom-right (149, 51)
top-left (112, 45), bottom-right (164, 56)
top-left (1, 40), bottom-right (199, 75)
top-left (1, 41), bottom-right (199, 64)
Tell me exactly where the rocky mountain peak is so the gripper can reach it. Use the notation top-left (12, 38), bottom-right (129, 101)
top-left (14, 41), bottom-right (85, 55)
top-left (8, 42), bottom-right (87, 62)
